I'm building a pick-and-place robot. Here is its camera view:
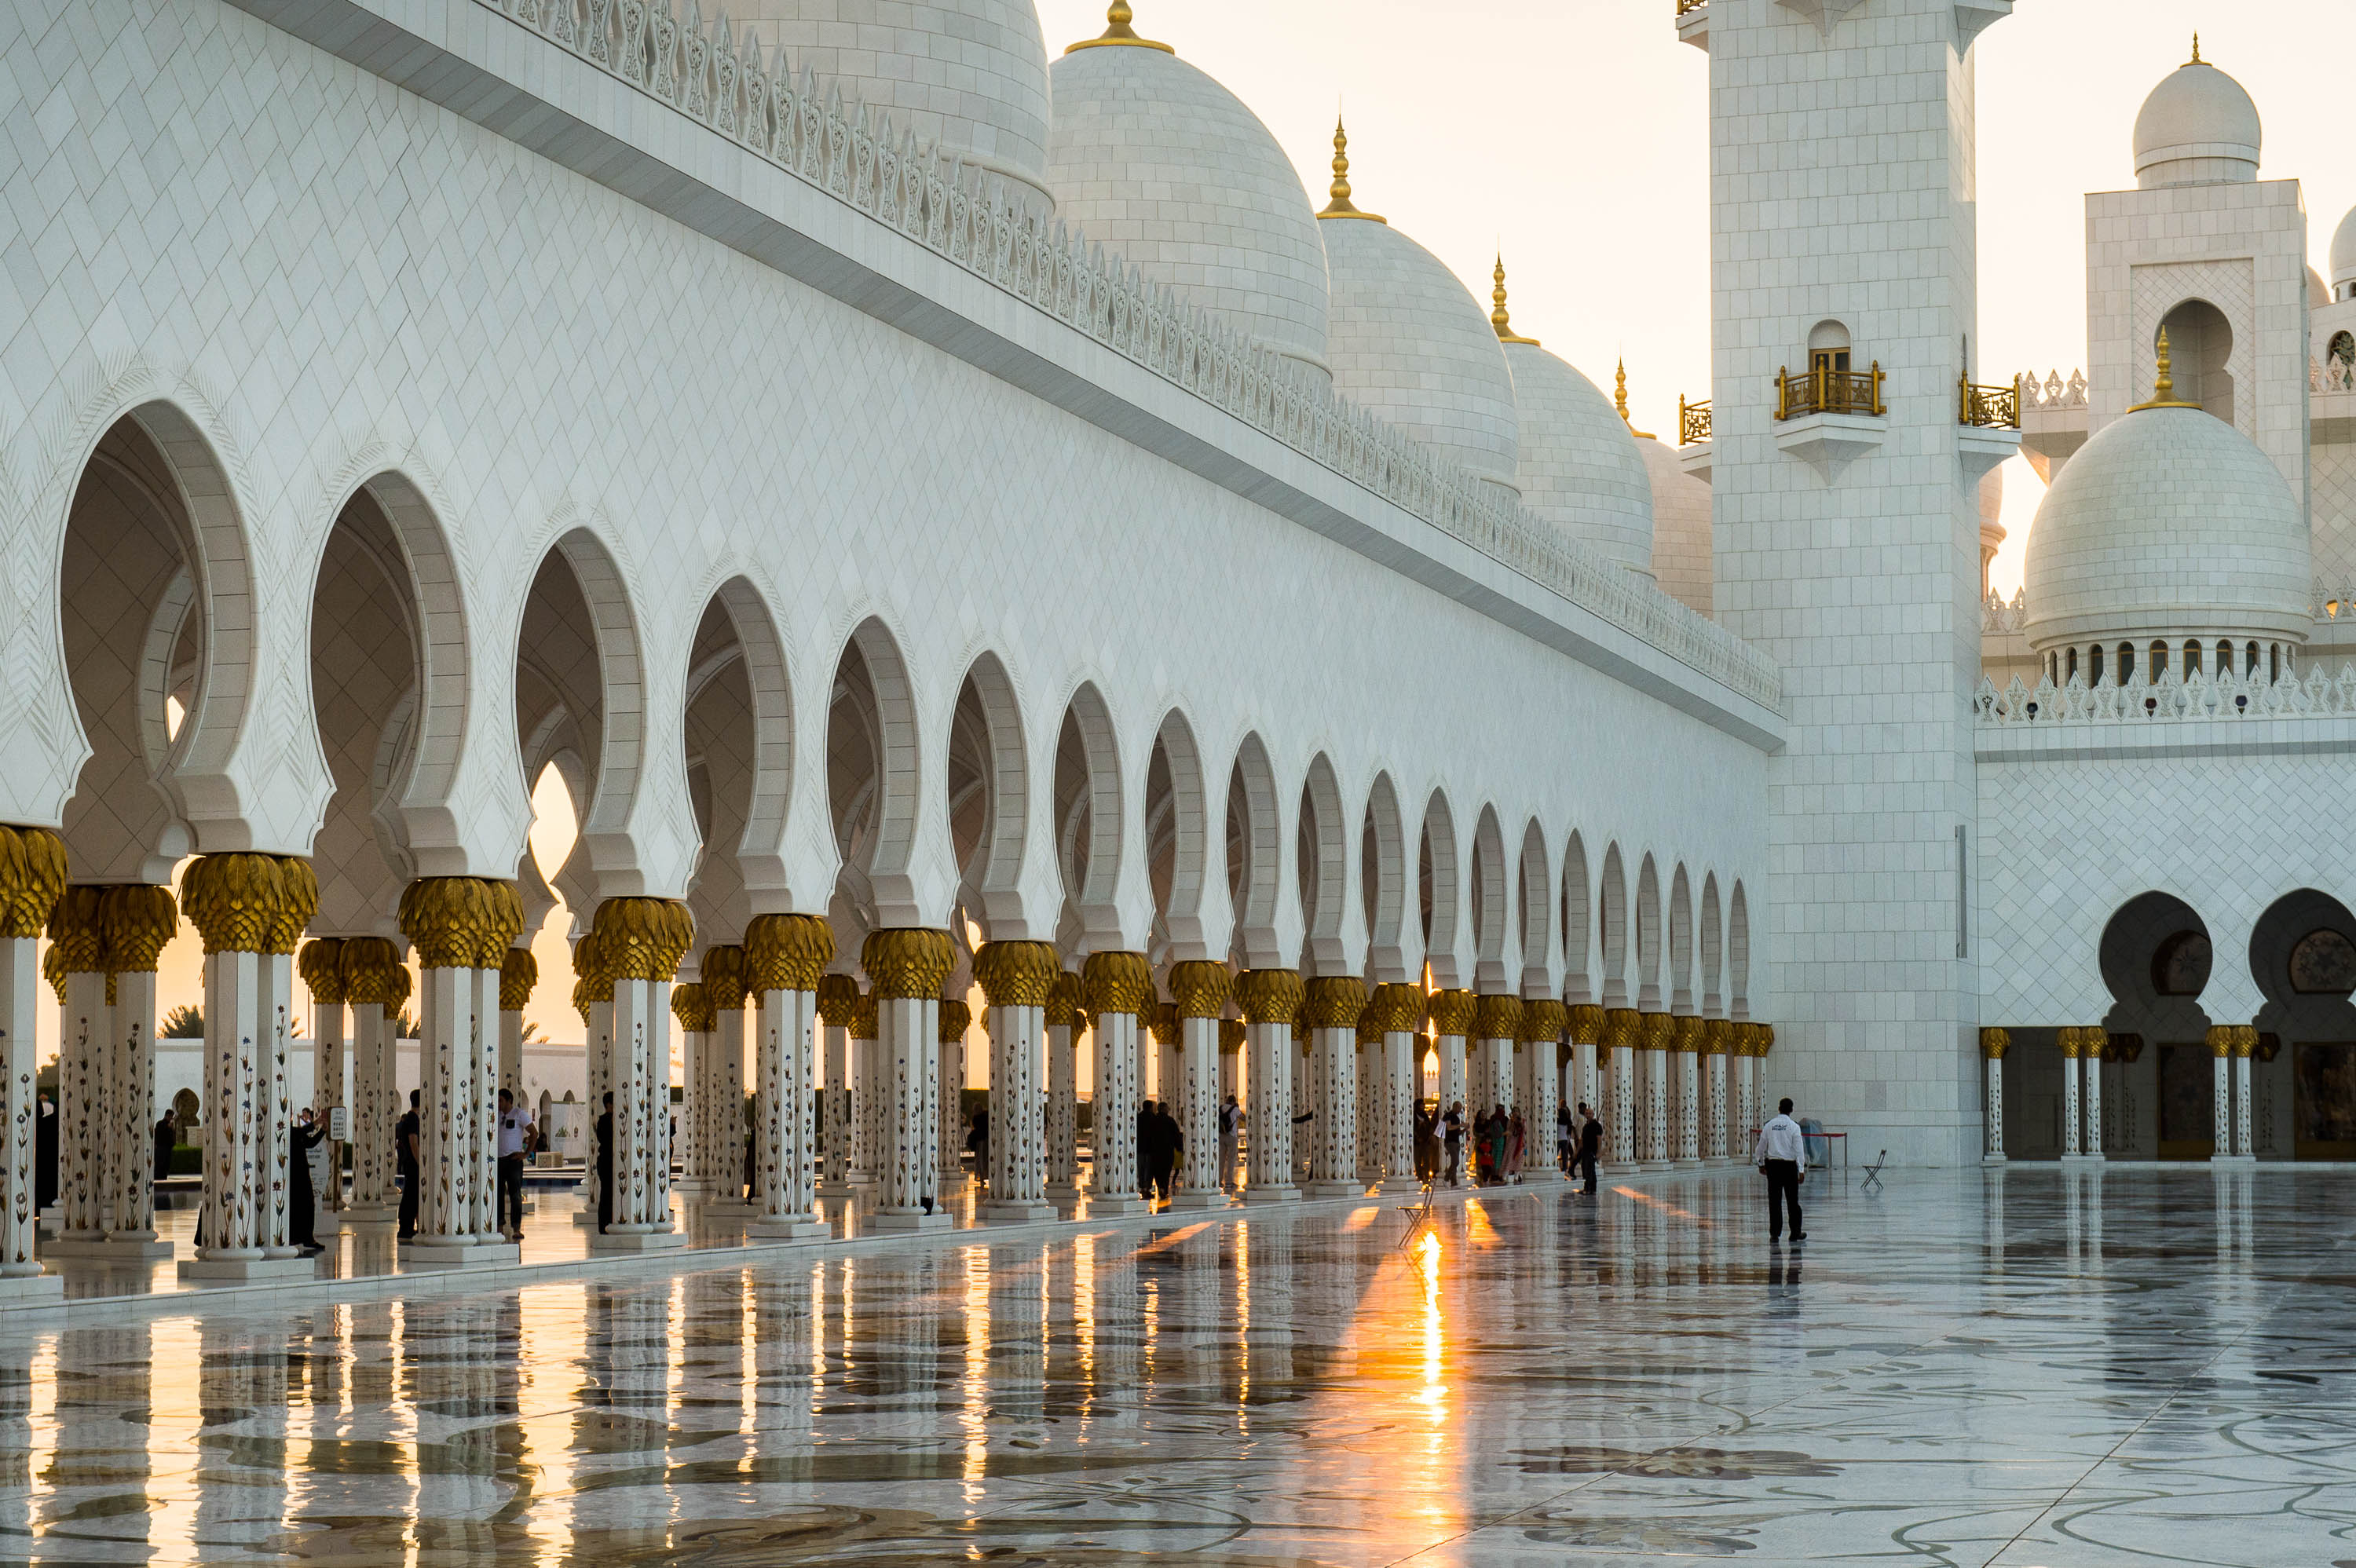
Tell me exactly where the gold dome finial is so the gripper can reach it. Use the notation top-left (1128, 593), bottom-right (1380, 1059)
top-left (1066, 0), bottom-right (1173, 53)
top-left (1319, 117), bottom-right (1385, 222)
top-left (2188, 31), bottom-right (2201, 64)
top-left (1491, 254), bottom-right (1539, 345)
top-left (2130, 326), bottom-right (2200, 411)
top-left (1615, 359), bottom-right (1656, 440)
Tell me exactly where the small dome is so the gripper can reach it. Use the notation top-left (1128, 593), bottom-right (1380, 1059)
top-left (2132, 57), bottom-right (2259, 188)
top-left (1504, 338), bottom-right (1652, 575)
top-left (2332, 207), bottom-right (2356, 294)
top-left (1045, 18), bottom-right (1329, 377)
top-left (1639, 438), bottom-right (1711, 616)
top-left (1319, 132), bottom-right (1517, 498)
top-left (735, 0), bottom-right (1054, 215)
top-left (2022, 401), bottom-right (2309, 653)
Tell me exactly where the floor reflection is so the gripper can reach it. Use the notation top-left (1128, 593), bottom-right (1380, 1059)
top-left (4, 1166), bottom-right (2353, 1566)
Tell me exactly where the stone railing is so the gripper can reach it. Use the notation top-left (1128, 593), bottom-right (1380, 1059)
top-left (2016, 369), bottom-right (2087, 412)
top-left (1976, 664), bottom-right (2356, 727)
top-left (1995, 583), bottom-right (2356, 630)
top-left (459, 0), bottom-right (1783, 712)
top-left (1981, 588), bottom-right (2028, 635)
top-left (2314, 356), bottom-right (2356, 393)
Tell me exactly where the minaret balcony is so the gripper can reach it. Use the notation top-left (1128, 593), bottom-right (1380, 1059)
top-left (1776, 363), bottom-right (1884, 421)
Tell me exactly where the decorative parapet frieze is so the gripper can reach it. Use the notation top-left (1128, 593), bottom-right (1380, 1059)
top-left (459, 0), bottom-right (1780, 714)
top-left (1975, 664), bottom-right (2356, 727)
top-left (2015, 368), bottom-right (2089, 412)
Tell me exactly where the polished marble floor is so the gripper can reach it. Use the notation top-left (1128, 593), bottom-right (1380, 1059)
top-left (3, 1164), bottom-right (2351, 1566)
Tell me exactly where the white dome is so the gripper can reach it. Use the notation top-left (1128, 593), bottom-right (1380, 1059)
top-left (734, 0), bottom-right (1055, 215)
top-left (1045, 35), bottom-right (1329, 377)
top-left (1323, 211), bottom-right (1519, 499)
top-left (1504, 341), bottom-right (1652, 575)
top-left (2332, 207), bottom-right (2356, 294)
top-left (1638, 437), bottom-right (1711, 616)
top-left (2022, 402), bottom-right (2309, 652)
top-left (2132, 59), bottom-right (2259, 188)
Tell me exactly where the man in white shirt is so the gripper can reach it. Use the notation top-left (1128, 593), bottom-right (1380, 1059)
top-left (1752, 1097), bottom-right (1808, 1243)
top-left (496, 1088), bottom-right (535, 1242)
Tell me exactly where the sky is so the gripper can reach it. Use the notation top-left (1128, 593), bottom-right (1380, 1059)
top-left (1033, 0), bottom-right (2356, 594)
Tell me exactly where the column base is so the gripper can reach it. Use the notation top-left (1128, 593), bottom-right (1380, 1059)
top-left (867, 1209), bottom-right (953, 1232)
top-left (1304, 1181), bottom-right (1367, 1201)
top-left (2210, 1153), bottom-right (2259, 1168)
top-left (177, 1254), bottom-right (321, 1283)
top-left (1242, 1183), bottom-right (1301, 1204)
top-left (2058, 1152), bottom-right (2096, 1164)
top-left (746, 1215), bottom-right (833, 1241)
top-left (1044, 1181), bottom-right (1083, 1201)
top-left (979, 1199), bottom-right (1060, 1223)
top-left (407, 1241), bottom-right (522, 1269)
top-left (693, 1198), bottom-right (757, 1217)
top-left (671, 1179), bottom-right (710, 1197)
top-left (1672, 1158), bottom-right (1707, 1171)
top-left (587, 1229), bottom-right (687, 1252)
top-left (41, 1236), bottom-right (175, 1263)
top-left (344, 1204), bottom-right (397, 1226)
top-left (1377, 1177), bottom-right (1425, 1195)
top-left (1165, 1190), bottom-right (1232, 1212)
top-left (0, 1272), bottom-right (64, 1303)
top-left (1084, 1193), bottom-right (1153, 1216)
top-left (1982, 1153), bottom-right (2008, 1165)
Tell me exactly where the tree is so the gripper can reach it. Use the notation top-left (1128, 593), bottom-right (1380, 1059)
top-left (160, 1005), bottom-right (203, 1038)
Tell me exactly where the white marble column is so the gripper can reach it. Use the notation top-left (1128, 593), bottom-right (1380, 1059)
top-left (1521, 1003), bottom-right (1564, 1180)
top-left (2233, 1046), bottom-right (2254, 1158)
top-left (1702, 1021), bottom-right (1730, 1162)
top-left (746, 912), bottom-right (832, 1240)
top-left (1674, 1017), bottom-right (1704, 1168)
top-left (569, 926), bottom-right (614, 1223)
top-left (400, 877), bottom-right (524, 1266)
top-left (0, 828), bottom-right (65, 1301)
top-left (1608, 1010), bottom-right (1641, 1169)
top-left (670, 988), bottom-right (712, 1197)
top-left (937, 997), bottom-right (970, 1194)
top-left (850, 1000), bottom-right (881, 1187)
top-left (1432, 991), bottom-right (1472, 1185)
top-left (1083, 950), bottom-right (1152, 1215)
top-left (300, 938), bottom-right (347, 1218)
top-left (1044, 972), bottom-right (1082, 1200)
top-left (1370, 982), bottom-right (1424, 1193)
top-left (976, 939), bottom-right (1059, 1223)
top-left (697, 945), bottom-right (751, 1212)
top-left (178, 853), bottom-right (316, 1282)
top-left (587, 897), bottom-right (690, 1252)
top-left (2060, 1028), bottom-right (2084, 1159)
top-left (1168, 961), bottom-right (1232, 1211)
top-left (1238, 968), bottom-right (1302, 1204)
top-left (1303, 977), bottom-right (1365, 1199)
top-left (343, 938), bottom-right (404, 1223)
top-left (1980, 1029), bottom-right (2008, 1162)
top-left (866, 928), bottom-right (955, 1231)
top-left (105, 959), bottom-right (166, 1252)
top-left (815, 973), bottom-right (857, 1190)
top-left (499, 946), bottom-right (533, 1110)
top-left (2080, 1025), bottom-right (2107, 1160)
top-left (52, 921), bottom-right (109, 1245)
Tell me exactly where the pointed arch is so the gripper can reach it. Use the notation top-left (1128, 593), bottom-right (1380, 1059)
top-left (1360, 771), bottom-right (1407, 983)
top-left (1669, 862), bottom-right (1695, 1013)
top-left (1699, 872), bottom-right (1724, 1016)
top-left (348, 471), bottom-right (472, 871)
top-left (1225, 733), bottom-right (1282, 967)
top-left (518, 528), bottom-right (650, 896)
top-left (1562, 831), bottom-right (1592, 1003)
top-left (1419, 789), bottom-right (1462, 989)
top-left (1598, 842), bottom-right (1629, 1008)
top-left (948, 651), bottom-right (1028, 936)
top-left (1470, 805), bottom-right (1509, 990)
top-left (825, 615), bottom-right (924, 927)
top-left (1053, 682), bottom-right (1123, 952)
top-left (1634, 852), bottom-right (1663, 1011)
top-left (1518, 818), bottom-right (1552, 994)
top-left (1297, 753), bottom-right (1348, 974)
top-left (1147, 708), bottom-right (1211, 961)
top-left (701, 576), bottom-right (796, 911)
top-left (1728, 879), bottom-right (1751, 1020)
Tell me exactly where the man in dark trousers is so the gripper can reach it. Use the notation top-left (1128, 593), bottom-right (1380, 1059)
top-left (594, 1091), bottom-right (616, 1233)
top-left (1753, 1096), bottom-right (1808, 1243)
top-left (1153, 1101), bottom-right (1183, 1198)
top-left (1576, 1101), bottom-right (1604, 1194)
top-left (394, 1089), bottom-right (422, 1241)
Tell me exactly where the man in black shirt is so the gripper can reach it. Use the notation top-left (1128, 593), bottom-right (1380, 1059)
top-left (394, 1088), bottom-right (422, 1240)
top-left (594, 1091), bottom-right (615, 1233)
top-left (1576, 1101), bottom-right (1604, 1195)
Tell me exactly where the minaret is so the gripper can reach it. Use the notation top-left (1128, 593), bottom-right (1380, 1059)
top-left (1699, 0), bottom-right (2015, 1164)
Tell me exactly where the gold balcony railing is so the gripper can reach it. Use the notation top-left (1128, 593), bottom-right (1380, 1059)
top-left (1776, 362), bottom-right (1884, 420)
top-left (1959, 375), bottom-right (2020, 429)
top-left (1677, 395), bottom-right (1711, 447)
top-left (1676, 0), bottom-right (1707, 14)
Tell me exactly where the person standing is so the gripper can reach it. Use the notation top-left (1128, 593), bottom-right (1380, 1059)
top-left (1218, 1095), bottom-right (1242, 1192)
top-left (593, 1092), bottom-right (615, 1234)
top-left (290, 1108), bottom-right (325, 1254)
top-left (1154, 1100), bottom-right (1183, 1198)
top-left (1556, 1101), bottom-right (1575, 1173)
top-left (1754, 1096), bottom-right (1808, 1243)
top-left (153, 1108), bottom-right (177, 1183)
top-left (394, 1089), bottom-right (423, 1241)
top-left (1576, 1101), bottom-right (1604, 1194)
top-left (1441, 1101), bottom-right (1465, 1186)
top-left (35, 1091), bottom-right (57, 1214)
top-left (496, 1088), bottom-right (532, 1242)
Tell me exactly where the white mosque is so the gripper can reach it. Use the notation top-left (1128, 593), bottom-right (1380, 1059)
top-left (0, 0), bottom-right (2344, 1302)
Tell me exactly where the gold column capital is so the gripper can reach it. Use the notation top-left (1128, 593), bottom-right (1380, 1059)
top-left (1302, 974), bottom-right (1368, 1033)
top-left (570, 929), bottom-right (615, 1003)
top-left (700, 944), bottom-right (749, 1011)
top-left (1168, 959), bottom-right (1235, 1018)
top-left (938, 998), bottom-right (972, 1044)
top-left (975, 939), bottom-right (1065, 1009)
top-left (862, 926), bottom-right (954, 1000)
top-left (848, 990), bottom-right (879, 1041)
top-left (1474, 992), bottom-right (1523, 1042)
top-left (1603, 1007), bottom-right (1643, 1049)
top-left (2061, 1026), bottom-right (2083, 1059)
top-left (1568, 1003), bottom-right (1607, 1045)
top-left (1083, 949), bottom-right (1156, 1018)
top-left (44, 884), bottom-right (108, 974)
top-left (397, 876), bottom-right (524, 970)
top-left (180, 852), bottom-right (288, 955)
top-left (298, 936), bottom-right (348, 1003)
top-left (0, 824), bottom-right (68, 940)
top-left (670, 982), bottom-right (715, 1034)
top-left (1979, 1026), bottom-right (2010, 1060)
top-left (40, 947), bottom-right (64, 1003)
top-left (1520, 998), bottom-right (1568, 1045)
top-left (1234, 966), bottom-right (1304, 1026)
top-left (745, 913), bottom-right (834, 994)
top-left (499, 946), bottom-right (537, 1012)
top-left (593, 897), bottom-right (695, 983)
top-left (1149, 1000), bottom-right (1181, 1046)
top-left (340, 936), bottom-right (407, 1007)
top-left (1045, 970), bottom-right (1085, 1029)
top-left (1427, 988), bottom-right (1476, 1037)
top-left (1673, 1015), bottom-right (1707, 1053)
top-left (1368, 981), bottom-right (1427, 1036)
top-left (2230, 1024), bottom-right (2259, 1059)
top-left (1703, 1017), bottom-right (1735, 1054)
top-left (1218, 1018), bottom-right (1246, 1053)
top-left (265, 857), bottom-right (320, 956)
top-left (814, 971), bottom-right (862, 1025)
top-left (102, 883), bottom-right (177, 974)
top-left (1638, 1011), bottom-right (1677, 1051)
